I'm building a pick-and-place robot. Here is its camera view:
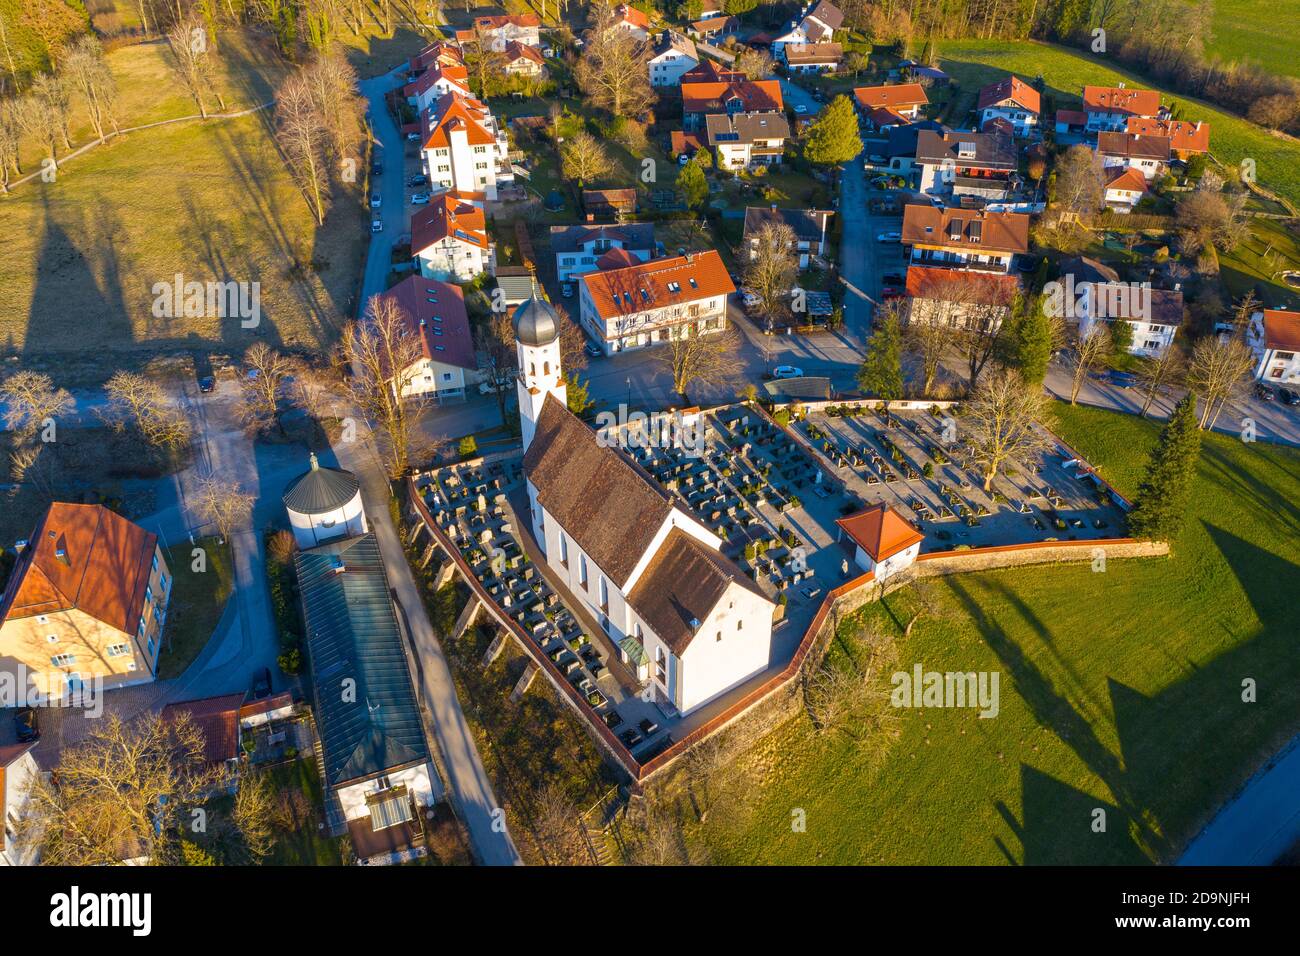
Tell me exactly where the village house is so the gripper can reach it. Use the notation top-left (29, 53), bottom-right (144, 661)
top-left (1072, 279), bottom-right (1186, 356)
top-left (377, 275), bottom-right (479, 401)
top-left (502, 41), bottom-right (547, 77)
top-left (551, 222), bottom-right (656, 283)
top-left (915, 129), bottom-right (1018, 200)
top-left (405, 61), bottom-right (471, 113)
top-left (160, 693), bottom-right (245, 782)
top-left (688, 15), bottom-right (740, 41)
top-left (1096, 130), bottom-right (1171, 181)
top-left (283, 454), bottom-right (366, 551)
top-left (853, 82), bottom-right (929, 130)
top-left (649, 31), bottom-right (700, 87)
top-left (904, 267), bottom-right (1021, 332)
top-left (772, 0), bottom-right (843, 52)
top-left (421, 91), bottom-right (512, 200)
top-left (582, 188), bottom-right (638, 221)
top-left (610, 3), bottom-right (651, 40)
top-left (1082, 84), bottom-right (1161, 132)
top-left (1125, 117), bottom-right (1210, 159)
top-left (1054, 109), bottom-right (1088, 141)
top-left (782, 42), bottom-right (843, 73)
top-left (863, 119), bottom-right (945, 175)
top-left (1248, 309), bottom-right (1300, 384)
top-left (408, 40), bottom-right (463, 74)
top-left (511, 295), bottom-right (776, 715)
top-left (1, 741), bottom-right (39, 865)
top-left (743, 206), bottom-right (834, 268)
top-left (1103, 165), bottom-right (1149, 213)
top-left (0, 503), bottom-right (171, 704)
top-left (681, 76), bottom-right (783, 132)
top-left (294, 531), bottom-right (438, 865)
top-left (705, 111), bottom-right (791, 169)
top-left (901, 203), bottom-right (1030, 274)
top-left (837, 504), bottom-right (924, 581)
top-left (411, 191), bottom-right (493, 281)
top-left (454, 13), bottom-right (541, 52)
top-left (977, 75), bottom-right (1041, 136)
top-left (575, 250), bottom-right (734, 355)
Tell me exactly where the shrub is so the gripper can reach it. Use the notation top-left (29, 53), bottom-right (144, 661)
top-left (459, 436), bottom-right (478, 458)
top-left (278, 647), bottom-right (302, 675)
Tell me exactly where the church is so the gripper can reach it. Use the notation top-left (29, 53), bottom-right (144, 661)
top-left (512, 293), bottom-right (776, 716)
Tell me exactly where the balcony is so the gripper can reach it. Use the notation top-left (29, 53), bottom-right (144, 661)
top-left (910, 251), bottom-right (1012, 274)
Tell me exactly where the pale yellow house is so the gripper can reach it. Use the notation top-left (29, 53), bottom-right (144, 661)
top-left (0, 503), bottom-right (171, 703)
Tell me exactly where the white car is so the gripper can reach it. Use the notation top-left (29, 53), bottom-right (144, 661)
top-left (370, 220), bottom-right (383, 233)
top-left (740, 290), bottom-right (761, 310)
top-left (876, 231), bottom-right (901, 243)
top-left (370, 194), bottom-right (382, 208)
top-left (795, 104), bottom-right (808, 114)
top-left (772, 365), bottom-right (804, 380)
top-left (411, 192), bottom-right (431, 205)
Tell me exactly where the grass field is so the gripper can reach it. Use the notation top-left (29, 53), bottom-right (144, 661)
top-left (0, 30), bottom-right (368, 376)
top-left (674, 402), bottom-right (1300, 864)
top-left (1208, 0), bottom-right (1298, 79)
top-left (157, 537), bottom-right (233, 680)
top-left (937, 39), bottom-right (1300, 210)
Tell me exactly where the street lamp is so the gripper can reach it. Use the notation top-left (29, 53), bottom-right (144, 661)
top-left (626, 376), bottom-right (632, 410)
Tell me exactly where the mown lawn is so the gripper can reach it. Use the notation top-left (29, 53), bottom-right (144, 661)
top-left (157, 536), bottom-right (234, 680)
top-left (1209, 0), bottom-right (1299, 80)
top-left (676, 402), bottom-right (1300, 864)
top-left (1218, 217), bottom-right (1300, 310)
top-left (936, 39), bottom-right (1300, 210)
top-left (264, 758), bottom-right (346, 866)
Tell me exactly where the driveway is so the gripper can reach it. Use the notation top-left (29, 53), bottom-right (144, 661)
top-left (357, 64), bottom-right (414, 317)
top-left (779, 78), bottom-right (822, 117)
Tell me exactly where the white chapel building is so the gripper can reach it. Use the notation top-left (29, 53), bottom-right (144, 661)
top-left (282, 454), bottom-right (367, 550)
top-left (511, 295), bottom-right (776, 716)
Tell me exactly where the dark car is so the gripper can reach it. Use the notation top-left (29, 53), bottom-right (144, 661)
top-left (251, 667), bottom-right (272, 700)
top-left (1279, 387), bottom-right (1300, 406)
top-left (1108, 370), bottom-right (1138, 389)
top-left (408, 174), bottom-right (428, 187)
top-left (15, 706), bottom-right (39, 743)
top-left (1254, 382), bottom-right (1274, 401)
top-left (882, 273), bottom-right (905, 286)
top-left (584, 341), bottom-right (602, 358)
top-left (370, 162), bottom-right (383, 176)
top-left (198, 375), bottom-right (215, 393)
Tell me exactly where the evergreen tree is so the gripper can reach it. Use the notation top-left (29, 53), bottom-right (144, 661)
top-left (678, 158), bottom-right (708, 211)
top-left (1110, 319), bottom-right (1134, 353)
top-left (857, 312), bottom-right (904, 401)
top-left (803, 95), bottom-right (863, 166)
top-left (1127, 393), bottom-right (1202, 541)
top-left (1001, 295), bottom-right (1054, 385)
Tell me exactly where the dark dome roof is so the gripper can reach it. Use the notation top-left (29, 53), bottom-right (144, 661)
top-left (513, 293), bottom-right (559, 347)
top-left (283, 454), bottom-right (360, 515)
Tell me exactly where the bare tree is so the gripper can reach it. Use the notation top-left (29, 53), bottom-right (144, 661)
top-left (1053, 144), bottom-right (1103, 222)
top-left (1186, 335), bottom-right (1254, 429)
top-left (341, 294), bottom-right (427, 479)
top-left (560, 130), bottom-right (613, 186)
top-left (529, 781), bottom-right (589, 865)
top-left (166, 17), bottom-right (215, 118)
top-left (744, 221), bottom-right (798, 330)
top-left (0, 98), bottom-right (22, 189)
top-left (804, 621), bottom-right (898, 742)
top-left (733, 46), bottom-right (774, 79)
top-left (17, 711), bottom-right (226, 866)
top-left (240, 342), bottom-right (296, 433)
top-left (275, 71), bottom-right (331, 224)
top-left (302, 53), bottom-right (365, 169)
top-left (963, 368), bottom-right (1055, 491)
top-left (31, 71), bottom-right (72, 151)
top-left (1135, 347), bottom-right (1184, 418)
top-left (479, 310), bottom-right (519, 427)
top-left (905, 317), bottom-right (949, 397)
top-left (103, 370), bottom-right (193, 451)
top-left (575, 7), bottom-right (652, 117)
top-left (628, 798), bottom-right (689, 866)
top-left (18, 91), bottom-right (57, 163)
top-left (194, 472), bottom-right (255, 542)
top-left (62, 36), bottom-right (119, 144)
top-left (656, 327), bottom-right (740, 402)
top-left (231, 770), bottom-right (277, 865)
top-left (1068, 323), bottom-right (1112, 404)
top-left (0, 370), bottom-right (72, 440)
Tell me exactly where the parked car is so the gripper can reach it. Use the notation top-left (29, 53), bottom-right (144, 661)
top-left (1279, 387), bottom-right (1300, 406)
top-left (882, 273), bottom-right (905, 286)
top-left (772, 365), bottom-right (804, 380)
top-left (408, 174), bottom-right (428, 187)
top-left (584, 341), bottom-right (603, 358)
top-left (370, 194), bottom-right (382, 208)
top-left (479, 380), bottom-right (509, 395)
top-left (1254, 382), bottom-right (1274, 401)
top-left (876, 231), bottom-right (901, 243)
top-left (740, 290), bottom-right (761, 310)
top-left (411, 192), bottom-right (431, 205)
top-left (405, 131), bottom-right (421, 141)
top-left (370, 219), bottom-right (384, 233)
top-left (794, 104), bottom-right (808, 114)
top-left (1108, 370), bottom-right (1138, 389)
top-left (251, 667), bottom-right (272, 700)
top-left (370, 162), bottom-right (383, 176)
top-left (561, 281), bottom-right (575, 298)
top-left (197, 374), bottom-right (215, 394)
top-left (14, 707), bottom-right (38, 743)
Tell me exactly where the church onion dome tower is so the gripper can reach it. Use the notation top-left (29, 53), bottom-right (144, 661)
top-left (513, 289), bottom-right (567, 454)
top-left (513, 291), bottom-right (559, 347)
top-left (282, 453), bottom-right (368, 550)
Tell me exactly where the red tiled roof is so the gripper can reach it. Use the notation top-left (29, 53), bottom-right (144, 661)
top-left (411, 193), bottom-right (488, 253)
top-left (905, 266), bottom-right (1021, 307)
top-left (1097, 130), bottom-right (1171, 162)
top-left (671, 129), bottom-right (707, 154)
top-left (1262, 309), bottom-right (1300, 352)
top-left (378, 275), bottom-right (477, 371)
top-left (977, 75), bottom-right (1041, 114)
top-left (160, 693), bottom-right (244, 766)
top-left (901, 204), bottom-right (1030, 254)
top-left (1055, 109), bottom-right (1088, 126)
top-left (578, 250), bottom-right (735, 321)
top-left (504, 40), bottom-right (545, 66)
top-left (682, 60), bottom-right (744, 83)
top-left (1082, 85), bottom-right (1160, 117)
top-left (853, 82), bottom-right (928, 111)
top-left (238, 691), bottom-right (295, 722)
top-left (681, 78), bottom-right (783, 114)
top-left (836, 504), bottom-right (924, 562)
top-left (1126, 117), bottom-right (1209, 153)
top-left (1105, 165), bottom-right (1148, 195)
top-left (405, 62), bottom-right (470, 100)
top-left (0, 502), bottom-right (157, 636)
top-left (596, 247), bottom-right (642, 270)
top-left (423, 91), bottom-right (497, 149)
top-left (784, 42), bottom-right (842, 64)
top-left (409, 41), bottom-right (463, 72)
top-left (615, 3), bottom-right (651, 28)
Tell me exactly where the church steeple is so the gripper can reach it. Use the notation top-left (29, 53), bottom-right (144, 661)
top-left (513, 278), bottom-right (567, 453)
